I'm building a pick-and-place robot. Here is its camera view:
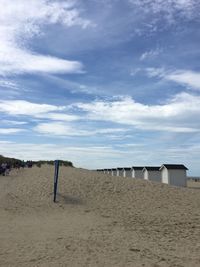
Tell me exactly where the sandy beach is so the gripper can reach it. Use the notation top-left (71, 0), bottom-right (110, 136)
top-left (0, 165), bottom-right (200, 267)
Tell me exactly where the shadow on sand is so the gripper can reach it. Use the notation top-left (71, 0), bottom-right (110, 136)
top-left (56, 193), bottom-right (84, 205)
top-left (187, 186), bottom-right (200, 190)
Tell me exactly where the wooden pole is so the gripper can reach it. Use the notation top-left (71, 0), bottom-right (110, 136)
top-left (53, 160), bottom-right (60, 202)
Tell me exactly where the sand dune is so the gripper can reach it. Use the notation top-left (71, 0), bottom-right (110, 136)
top-left (0, 165), bottom-right (200, 267)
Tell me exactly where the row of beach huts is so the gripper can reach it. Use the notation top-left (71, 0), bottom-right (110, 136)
top-left (96, 164), bottom-right (188, 187)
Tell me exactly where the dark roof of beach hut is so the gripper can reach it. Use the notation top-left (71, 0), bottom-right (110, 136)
top-left (160, 164), bottom-right (188, 170)
top-left (132, 166), bottom-right (144, 170)
top-left (142, 166), bottom-right (160, 171)
top-left (123, 167), bottom-right (132, 170)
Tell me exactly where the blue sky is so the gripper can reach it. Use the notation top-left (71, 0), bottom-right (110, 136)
top-left (0, 0), bottom-right (200, 175)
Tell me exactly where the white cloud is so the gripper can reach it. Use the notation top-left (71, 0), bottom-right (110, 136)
top-left (2, 120), bottom-right (27, 125)
top-left (0, 99), bottom-right (81, 124)
top-left (34, 121), bottom-right (127, 137)
top-left (0, 0), bottom-right (91, 75)
top-left (146, 68), bottom-right (200, 91)
top-left (166, 70), bottom-right (200, 90)
top-left (34, 122), bottom-right (82, 136)
top-left (36, 112), bottom-right (80, 121)
top-left (0, 0), bottom-right (91, 29)
top-left (0, 128), bottom-right (25, 134)
top-left (0, 100), bottom-right (65, 116)
top-left (74, 92), bottom-right (200, 133)
top-left (1, 95), bottom-right (200, 135)
top-left (0, 141), bottom-right (14, 144)
top-left (0, 48), bottom-right (84, 75)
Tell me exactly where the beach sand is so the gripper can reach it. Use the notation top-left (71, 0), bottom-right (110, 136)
top-left (0, 165), bottom-right (200, 267)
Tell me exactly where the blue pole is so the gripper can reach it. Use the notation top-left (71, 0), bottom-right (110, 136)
top-left (53, 160), bottom-right (60, 202)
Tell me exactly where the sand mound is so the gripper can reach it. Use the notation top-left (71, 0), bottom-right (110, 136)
top-left (0, 165), bottom-right (200, 267)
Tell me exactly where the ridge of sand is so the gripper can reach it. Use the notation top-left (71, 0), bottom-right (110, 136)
top-left (0, 165), bottom-right (200, 267)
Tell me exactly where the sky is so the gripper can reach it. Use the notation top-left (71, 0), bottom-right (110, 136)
top-left (0, 0), bottom-right (200, 175)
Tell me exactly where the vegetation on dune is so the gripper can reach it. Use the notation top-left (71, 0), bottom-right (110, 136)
top-left (0, 155), bottom-right (23, 167)
top-left (32, 160), bottom-right (73, 168)
top-left (0, 155), bottom-right (73, 168)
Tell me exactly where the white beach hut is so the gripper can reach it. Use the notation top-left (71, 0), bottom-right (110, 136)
top-left (160, 164), bottom-right (188, 187)
top-left (123, 167), bottom-right (132, 177)
top-left (116, 167), bottom-right (123, 177)
top-left (132, 167), bottom-right (144, 178)
top-left (111, 168), bottom-right (117, 176)
top-left (142, 167), bottom-right (161, 182)
top-left (110, 168), bottom-right (113, 176)
top-left (107, 169), bottom-right (111, 175)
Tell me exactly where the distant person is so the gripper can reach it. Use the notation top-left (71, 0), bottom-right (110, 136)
top-left (5, 163), bottom-right (11, 176)
top-left (15, 163), bottom-right (20, 169)
top-left (1, 163), bottom-right (7, 176)
top-left (27, 161), bottom-right (32, 168)
top-left (21, 162), bottom-right (25, 168)
top-left (0, 165), bottom-right (4, 175)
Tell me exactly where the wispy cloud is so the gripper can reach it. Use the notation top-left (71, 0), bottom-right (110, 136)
top-left (34, 122), bottom-right (87, 136)
top-left (0, 128), bottom-right (25, 134)
top-left (35, 113), bottom-right (80, 122)
top-left (146, 68), bottom-right (200, 91)
top-left (0, 100), bottom-right (65, 116)
top-left (166, 70), bottom-right (200, 91)
top-left (0, 99), bottom-right (82, 125)
top-left (140, 48), bottom-right (161, 61)
top-left (130, 0), bottom-right (199, 24)
top-left (146, 67), bottom-right (166, 78)
top-left (46, 75), bottom-right (99, 95)
top-left (34, 121), bottom-right (127, 137)
top-left (2, 120), bottom-right (27, 125)
top-left (0, 0), bottom-right (91, 75)
top-left (0, 79), bottom-right (19, 89)
top-left (0, 49), bottom-right (84, 75)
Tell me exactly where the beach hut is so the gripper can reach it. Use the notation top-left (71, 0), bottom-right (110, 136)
top-left (160, 164), bottom-right (188, 187)
top-left (111, 169), bottom-right (113, 176)
top-left (107, 169), bottom-right (111, 175)
top-left (116, 167), bottom-right (123, 176)
top-left (123, 167), bottom-right (132, 177)
top-left (132, 166), bottom-right (144, 178)
top-left (111, 168), bottom-right (117, 176)
top-left (142, 167), bottom-right (161, 182)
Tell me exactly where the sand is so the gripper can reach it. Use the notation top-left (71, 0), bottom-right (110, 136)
top-left (0, 165), bottom-right (200, 267)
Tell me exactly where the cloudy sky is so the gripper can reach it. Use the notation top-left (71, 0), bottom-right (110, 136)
top-left (0, 0), bottom-right (200, 174)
